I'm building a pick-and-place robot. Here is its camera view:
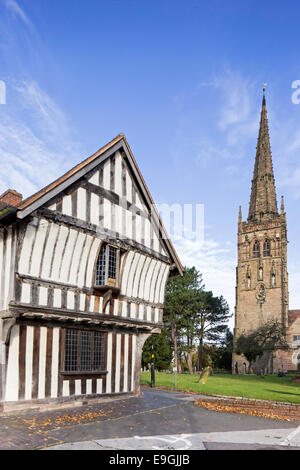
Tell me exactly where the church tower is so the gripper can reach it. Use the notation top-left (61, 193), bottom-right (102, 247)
top-left (233, 89), bottom-right (289, 373)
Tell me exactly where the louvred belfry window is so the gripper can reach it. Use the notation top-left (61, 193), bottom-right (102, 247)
top-left (253, 241), bottom-right (260, 258)
top-left (95, 244), bottom-right (120, 288)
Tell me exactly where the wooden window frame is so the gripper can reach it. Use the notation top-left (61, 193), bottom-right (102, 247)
top-left (60, 327), bottom-right (108, 377)
top-left (94, 243), bottom-right (121, 290)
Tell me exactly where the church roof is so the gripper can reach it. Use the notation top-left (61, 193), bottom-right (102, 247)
top-left (288, 310), bottom-right (300, 326)
top-left (248, 91), bottom-right (279, 222)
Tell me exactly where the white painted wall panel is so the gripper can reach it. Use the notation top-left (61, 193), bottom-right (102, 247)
top-left (130, 303), bottom-right (137, 319)
top-left (106, 332), bottom-right (112, 393)
top-left (85, 238), bottom-right (101, 288)
top-left (39, 286), bottom-right (48, 306)
top-left (5, 325), bottom-right (19, 401)
top-left (131, 254), bottom-right (145, 298)
top-left (3, 228), bottom-right (12, 308)
top-left (68, 232), bottom-right (86, 285)
top-left (50, 226), bottom-right (69, 280)
top-left (77, 235), bottom-right (93, 287)
top-left (75, 379), bottom-right (81, 396)
top-left (25, 326), bottom-right (33, 400)
top-left (40, 222), bottom-right (59, 279)
top-left (125, 210), bottom-right (132, 240)
top-left (0, 231), bottom-right (3, 307)
top-left (96, 379), bottom-right (102, 394)
top-left (38, 327), bottom-right (47, 399)
top-left (143, 259), bottom-right (156, 301)
top-left (89, 170), bottom-right (99, 185)
top-left (159, 264), bottom-right (170, 304)
top-left (124, 334), bottom-right (128, 392)
top-left (62, 381), bottom-right (69, 397)
top-left (21, 283), bottom-right (31, 303)
top-left (53, 289), bottom-right (61, 308)
top-left (114, 152), bottom-right (122, 198)
top-left (30, 221), bottom-right (49, 277)
top-left (131, 335), bottom-right (136, 392)
top-left (135, 214), bottom-right (142, 244)
top-left (144, 218), bottom-right (151, 248)
top-left (62, 195), bottom-right (72, 216)
top-left (79, 293), bottom-right (85, 311)
top-left (115, 334), bottom-right (121, 393)
top-left (77, 188), bottom-right (86, 221)
top-left (18, 223), bottom-right (36, 275)
top-left (138, 256), bottom-right (151, 300)
top-left (149, 261), bottom-right (161, 303)
top-left (126, 169), bottom-right (132, 203)
top-left (120, 251), bottom-right (134, 294)
top-left (103, 199), bottom-right (111, 231)
top-left (89, 295), bottom-right (95, 312)
top-left (90, 193), bottom-right (99, 226)
top-left (125, 252), bottom-right (138, 298)
top-left (59, 229), bottom-right (78, 283)
top-left (51, 328), bottom-right (59, 398)
top-left (67, 291), bottom-right (75, 310)
top-left (103, 159), bottom-right (110, 190)
top-left (86, 379), bottom-right (92, 395)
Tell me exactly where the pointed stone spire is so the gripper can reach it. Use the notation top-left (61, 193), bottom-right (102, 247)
top-left (238, 205), bottom-right (242, 224)
top-left (248, 87), bottom-right (278, 222)
top-left (281, 195), bottom-right (285, 215)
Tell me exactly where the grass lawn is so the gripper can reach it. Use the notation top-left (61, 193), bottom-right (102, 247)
top-left (140, 371), bottom-right (300, 404)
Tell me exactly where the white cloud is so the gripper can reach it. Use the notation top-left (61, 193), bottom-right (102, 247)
top-left (5, 0), bottom-right (31, 28)
top-left (173, 236), bottom-right (236, 330)
top-left (0, 80), bottom-right (81, 198)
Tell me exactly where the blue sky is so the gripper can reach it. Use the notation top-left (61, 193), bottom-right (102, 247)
top-left (1, 0), bottom-right (300, 327)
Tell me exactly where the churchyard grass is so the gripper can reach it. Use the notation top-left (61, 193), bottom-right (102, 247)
top-left (140, 371), bottom-right (300, 403)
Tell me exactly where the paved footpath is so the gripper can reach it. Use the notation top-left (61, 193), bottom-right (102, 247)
top-left (0, 388), bottom-right (300, 450)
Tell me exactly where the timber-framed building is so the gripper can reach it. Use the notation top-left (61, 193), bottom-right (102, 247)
top-left (0, 133), bottom-right (183, 410)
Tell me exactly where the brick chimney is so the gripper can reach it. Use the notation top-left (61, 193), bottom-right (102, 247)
top-left (0, 189), bottom-right (23, 207)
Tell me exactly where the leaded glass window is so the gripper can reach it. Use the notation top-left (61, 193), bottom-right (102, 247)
top-left (65, 329), bottom-right (78, 371)
top-left (64, 329), bottom-right (106, 372)
top-left (95, 244), bottom-right (106, 286)
top-left (95, 244), bottom-right (120, 287)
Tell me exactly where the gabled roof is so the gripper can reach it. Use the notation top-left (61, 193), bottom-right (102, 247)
top-left (10, 133), bottom-right (183, 275)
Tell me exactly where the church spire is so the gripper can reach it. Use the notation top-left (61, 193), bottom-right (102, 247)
top-left (248, 87), bottom-right (278, 222)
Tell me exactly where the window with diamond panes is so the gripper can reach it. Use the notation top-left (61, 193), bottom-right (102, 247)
top-left (64, 329), bottom-right (106, 372)
top-left (95, 244), bottom-right (119, 287)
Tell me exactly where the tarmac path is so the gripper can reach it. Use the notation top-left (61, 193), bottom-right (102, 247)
top-left (0, 387), bottom-right (299, 450)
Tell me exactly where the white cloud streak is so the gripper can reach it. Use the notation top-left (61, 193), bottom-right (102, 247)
top-left (0, 80), bottom-right (81, 198)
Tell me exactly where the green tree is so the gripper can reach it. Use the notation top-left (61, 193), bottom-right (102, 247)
top-left (235, 319), bottom-right (289, 373)
top-left (194, 292), bottom-right (231, 370)
top-left (164, 266), bottom-right (203, 373)
top-left (142, 328), bottom-right (172, 371)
